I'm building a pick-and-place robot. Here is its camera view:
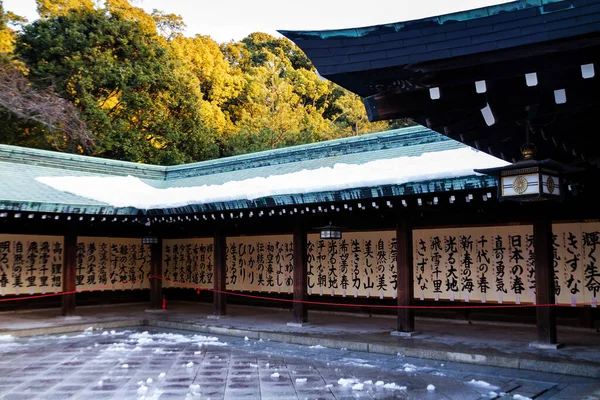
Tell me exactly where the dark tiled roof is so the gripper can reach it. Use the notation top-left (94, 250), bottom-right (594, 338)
top-left (280, 0), bottom-right (600, 96)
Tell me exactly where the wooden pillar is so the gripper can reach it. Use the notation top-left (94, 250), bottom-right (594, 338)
top-left (150, 239), bottom-right (163, 310)
top-left (61, 232), bottom-right (77, 317)
top-left (394, 218), bottom-right (416, 334)
top-left (292, 219), bottom-right (308, 324)
top-left (213, 228), bottom-right (227, 316)
top-left (533, 216), bottom-right (559, 346)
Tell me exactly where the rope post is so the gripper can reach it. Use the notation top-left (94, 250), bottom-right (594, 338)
top-left (292, 218), bottom-right (308, 325)
top-left (61, 231), bottom-right (77, 317)
top-left (150, 239), bottom-right (163, 310)
top-left (532, 214), bottom-right (562, 348)
top-left (213, 228), bottom-right (227, 317)
top-left (392, 217), bottom-right (418, 336)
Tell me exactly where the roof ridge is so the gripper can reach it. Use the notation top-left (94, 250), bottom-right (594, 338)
top-left (0, 125), bottom-right (450, 180)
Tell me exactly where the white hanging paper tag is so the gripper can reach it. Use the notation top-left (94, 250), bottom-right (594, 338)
top-left (277, 285), bottom-right (281, 294)
top-left (379, 291), bottom-right (383, 300)
top-left (29, 287), bottom-right (33, 295)
top-left (319, 287), bottom-right (323, 296)
top-left (449, 292), bottom-right (455, 302)
top-left (570, 295), bottom-right (577, 307)
top-left (366, 289), bottom-right (371, 298)
top-left (42, 287), bottom-right (46, 295)
top-left (481, 293), bottom-right (486, 303)
top-left (465, 292), bottom-right (470, 303)
top-left (498, 294), bottom-right (502, 304)
top-left (342, 289), bottom-right (346, 297)
top-left (592, 297), bottom-right (597, 308)
top-left (420, 291), bottom-right (424, 301)
top-left (516, 295), bottom-right (521, 305)
top-left (434, 293), bottom-right (439, 302)
top-left (331, 288), bottom-right (334, 297)
top-left (307, 287), bottom-right (312, 295)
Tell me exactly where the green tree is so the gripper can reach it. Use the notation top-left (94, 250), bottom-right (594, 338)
top-left (36, 0), bottom-right (94, 18)
top-left (16, 9), bottom-right (218, 164)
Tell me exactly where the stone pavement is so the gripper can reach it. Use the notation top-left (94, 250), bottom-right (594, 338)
top-left (0, 327), bottom-right (599, 400)
top-left (0, 301), bottom-right (599, 379)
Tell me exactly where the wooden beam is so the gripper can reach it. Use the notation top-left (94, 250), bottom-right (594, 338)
top-left (61, 232), bottom-right (76, 317)
top-left (150, 239), bottom-right (163, 310)
top-left (396, 217), bottom-right (415, 332)
top-left (213, 228), bottom-right (227, 316)
top-left (293, 219), bottom-right (308, 324)
top-left (533, 215), bottom-right (558, 345)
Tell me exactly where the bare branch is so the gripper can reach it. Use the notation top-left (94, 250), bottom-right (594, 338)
top-left (0, 66), bottom-right (93, 151)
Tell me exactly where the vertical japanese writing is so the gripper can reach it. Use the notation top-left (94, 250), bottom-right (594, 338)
top-left (339, 239), bottom-right (349, 294)
top-left (39, 242), bottom-right (50, 289)
top-left (376, 239), bottom-right (387, 295)
top-left (565, 231), bottom-right (581, 297)
top-left (51, 241), bottom-right (62, 289)
top-left (444, 236), bottom-right (458, 297)
top-left (583, 231), bottom-right (600, 298)
top-left (525, 234), bottom-right (536, 298)
top-left (552, 234), bottom-right (561, 297)
top-left (509, 234), bottom-right (525, 301)
top-left (26, 242), bottom-right (38, 289)
top-left (86, 242), bottom-right (97, 287)
top-left (430, 236), bottom-right (442, 298)
top-left (389, 237), bottom-right (397, 293)
top-left (415, 238), bottom-right (428, 297)
top-left (327, 240), bottom-right (338, 293)
top-left (476, 235), bottom-right (490, 300)
top-left (99, 242), bottom-right (108, 287)
top-left (493, 235), bottom-right (507, 300)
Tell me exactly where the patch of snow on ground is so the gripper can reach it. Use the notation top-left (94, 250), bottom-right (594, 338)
top-left (326, 384), bottom-right (333, 388)
top-left (158, 373), bottom-right (166, 379)
top-left (489, 392), bottom-right (498, 397)
top-left (352, 383), bottom-right (364, 390)
top-left (467, 379), bottom-right (499, 390)
top-left (122, 364), bottom-right (129, 368)
top-left (427, 384), bottom-right (436, 391)
top-left (296, 378), bottom-right (307, 383)
top-left (271, 372), bottom-right (280, 378)
top-left (513, 395), bottom-right (532, 400)
top-left (102, 331), bottom-right (109, 336)
top-left (0, 335), bottom-right (15, 342)
top-left (189, 384), bottom-right (200, 394)
top-left (383, 383), bottom-right (407, 390)
top-left (146, 378), bottom-right (153, 384)
top-left (244, 336), bottom-right (249, 341)
top-left (186, 362), bottom-right (194, 368)
top-left (375, 381), bottom-right (384, 386)
top-left (137, 385), bottom-right (148, 395)
top-left (309, 344), bottom-right (326, 349)
top-left (363, 380), bottom-right (372, 385)
top-left (128, 331), bottom-right (226, 347)
top-left (338, 378), bottom-right (358, 387)
top-left (84, 326), bottom-right (94, 333)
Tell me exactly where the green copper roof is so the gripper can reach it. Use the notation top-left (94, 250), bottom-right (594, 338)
top-left (0, 126), bottom-right (497, 215)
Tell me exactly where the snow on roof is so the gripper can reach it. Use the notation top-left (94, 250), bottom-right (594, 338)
top-left (36, 147), bottom-right (508, 210)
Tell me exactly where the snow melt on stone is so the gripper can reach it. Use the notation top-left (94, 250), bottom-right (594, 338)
top-left (427, 384), bottom-right (436, 391)
top-left (309, 345), bottom-right (326, 349)
top-left (0, 335), bottom-right (15, 342)
top-left (36, 147), bottom-right (507, 209)
top-left (513, 395), bottom-right (533, 400)
top-left (296, 378), bottom-right (307, 383)
top-left (467, 379), bottom-right (499, 390)
top-left (380, 383), bottom-right (404, 390)
top-left (352, 383), bottom-right (364, 390)
top-left (271, 372), bottom-right (280, 378)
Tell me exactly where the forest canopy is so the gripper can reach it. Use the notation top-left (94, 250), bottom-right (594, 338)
top-left (0, 0), bottom-right (413, 165)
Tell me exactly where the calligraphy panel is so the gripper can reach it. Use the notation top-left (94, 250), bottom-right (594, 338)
top-left (162, 238), bottom-right (213, 289)
top-left (226, 235), bottom-right (294, 293)
top-left (413, 226), bottom-right (535, 304)
top-left (76, 237), bottom-right (151, 291)
top-left (0, 234), bottom-right (63, 296)
top-left (307, 231), bottom-right (396, 298)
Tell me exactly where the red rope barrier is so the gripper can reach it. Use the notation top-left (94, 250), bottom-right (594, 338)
top-left (0, 275), bottom-right (595, 309)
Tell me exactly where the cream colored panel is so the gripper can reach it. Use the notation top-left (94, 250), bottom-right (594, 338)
top-left (162, 238), bottom-right (213, 289)
top-left (0, 235), bottom-right (63, 296)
